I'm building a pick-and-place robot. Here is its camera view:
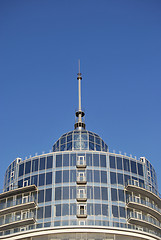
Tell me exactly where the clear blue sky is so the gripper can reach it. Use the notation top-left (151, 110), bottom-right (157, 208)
top-left (0, 0), bottom-right (161, 192)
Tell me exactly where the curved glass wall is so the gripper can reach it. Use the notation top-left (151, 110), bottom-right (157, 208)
top-left (52, 130), bottom-right (108, 152)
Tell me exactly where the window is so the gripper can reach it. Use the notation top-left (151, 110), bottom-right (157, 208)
top-left (109, 156), bottom-right (115, 168)
top-left (63, 170), bottom-right (69, 182)
top-left (118, 189), bottom-right (124, 202)
top-left (56, 155), bottom-right (62, 167)
top-left (77, 155), bottom-right (86, 166)
top-left (102, 204), bottom-right (108, 216)
top-left (117, 173), bottom-right (123, 185)
top-left (47, 156), bottom-right (53, 169)
top-left (39, 157), bottom-right (46, 170)
top-left (95, 204), bottom-right (101, 215)
top-left (62, 204), bottom-right (69, 216)
top-left (94, 187), bottom-right (100, 199)
top-left (111, 188), bottom-right (117, 201)
top-left (70, 170), bottom-right (76, 182)
top-left (87, 170), bottom-right (93, 182)
top-left (110, 172), bottom-right (116, 184)
top-left (86, 154), bottom-right (92, 166)
top-left (93, 154), bottom-right (99, 166)
top-left (56, 204), bottom-right (61, 216)
top-left (45, 206), bottom-right (51, 218)
top-left (112, 205), bottom-right (118, 217)
top-left (63, 154), bottom-right (69, 166)
top-left (77, 171), bottom-right (86, 182)
top-left (45, 188), bottom-right (52, 202)
top-left (123, 158), bottom-right (130, 171)
top-left (70, 154), bottom-right (76, 166)
top-left (100, 155), bottom-right (106, 167)
top-left (87, 186), bottom-right (93, 199)
top-left (38, 173), bottom-right (45, 186)
top-left (87, 203), bottom-right (94, 215)
top-left (101, 171), bottom-right (107, 183)
top-left (11, 171), bottom-right (14, 177)
top-left (77, 187), bottom-right (86, 199)
top-left (117, 157), bottom-right (122, 169)
top-left (94, 170), bottom-right (100, 182)
top-left (55, 187), bottom-right (62, 200)
top-left (38, 190), bottom-right (44, 203)
top-left (23, 180), bottom-right (28, 187)
top-left (22, 195), bottom-right (29, 204)
top-left (101, 187), bottom-right (108, 200)
top-left (55, 171), bottom-right (62, 183)
top-left (131, 160), bottom-right (137, 174)
top-left (137, 163), bottom-right (143, 176)
top-left (37, 207), bottom-right (44, 219)
top-left (63, 187), bottom-right (69, 199)
top-left (25, 161), bottom-right (31, 174)
top-left (32, 159), bottom-right (38, 172)
top-left (19, 163), bottom-right (24, 177)
top-left (77, 204), bottom-right (87, 216)
top-left (46, 172), bottom-right (52, 185)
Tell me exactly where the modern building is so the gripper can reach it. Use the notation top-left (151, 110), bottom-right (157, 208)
top-left (0, 70), bottom-right (161, 240)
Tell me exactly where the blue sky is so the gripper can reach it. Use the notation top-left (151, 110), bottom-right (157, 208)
top-left (0, 0), bottom-right (161, 192)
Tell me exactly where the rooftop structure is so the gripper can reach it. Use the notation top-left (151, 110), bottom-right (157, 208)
top-left (0, 67), bottom-right (161, 240)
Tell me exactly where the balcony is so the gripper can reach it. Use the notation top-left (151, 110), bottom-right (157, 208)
top-left (0, 212), bottom-right (35, 231)
top-left (126, 180), bottom-right (161, 208)
top-left (127, 196), bottom-right (161, 221)
top-left (0, 185), bottom-right (37, 200)
top-left (77, 205), bottom-right (87, 218)
top-left (76, 156), bottom-right (86, 168)
top-left (76, 190), bottom-right (87, 202)
top-left (128, 211), bottom-right (161, 232)
top-left (76, 175), bottom-right (87, 184)
top-left (0, 197), bottom-right (37, 216)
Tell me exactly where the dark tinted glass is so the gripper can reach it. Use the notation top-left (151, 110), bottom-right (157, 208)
top-left (101, 187), bottom-right (108, 200)
top-left (55, 187), bottom-right (61, 200)
top-left (37, 207), bottom-right (43, 219)
top-left (55, 171), bottom-right (62, 183)
top-left (123, 158), bottom-right (130, 171)
top-left (25, 161), bottom-right (31, 174)
top-left (46, 172), bottom-right (52, 185)
top-left (95, 204), bottom-right (101, 215)
top-left (63, 170), bottom-right (69, 182)
top-left (94, 187), bottom-right (100, 199)
top-left (87, 170), bottom-right (93, 182)
top-left (39, 173), bottom-right (45, 186)
top-left (137, 163), bottom-right (143, 176)
top-left (109, 156), bottom-right (115, 168)
top-left (47, 156), bottom-right (53, 169)
top-left (39, 157), bottom-right (46, 170)
top-left (117, 157), bottom-right (122, 169)
top-left (131, 161), bottom-right (137, 174)
top-left (56, 155), bottom-right (62, 167)
top-left (119, 206), bottom-right (126, 218)
top-left (86, 154), bottom-right (92, 166)
top-left (45, 189), bottom-right (52, 202)
top-left (63, 187), bottom-right (69, 199)
top-left (31, 175), bottom-right (38, 186)
top-left (93, 154), bottom-right (99, 166)
top-left (62, 204), bottom-right (69, 216)
top-left (118, 189), bottom-right (124, 202)
top-left (100, 155), bottom-right (106, 167)
top-left (19, 163), bottom-right (24, 177)
top-left (56, 204), bottom-right (61, 216)
top-left (102, 204), bottom-right (108, 216)
top-left (112, 205), bottom-right (118, 217)
top-left (117, 173), bottom-right (123, 185)
top-left (70, 154), bottom-right (76, 166)
top-left (63, 154), bottom-right (69, 166)
top-left (111, 188), bottom-right (117, 201)
top-left (70, 170), bottom-right (76, 182)
top-left (45, 206), bottom-right (51, 218)
top-left (94, 170), bottom-right (100, 182)
top-left (38, 190), bottom-right (44, 203)
top-left (101, 171), bottom-right (107, 183)
top-left (32, 159), bottom-right (38, 172)
top-left (110, 172), bottom-right (116, 184)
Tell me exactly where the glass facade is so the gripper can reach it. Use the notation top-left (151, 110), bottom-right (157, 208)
top-left (0, 131), bottom-right (161, 239)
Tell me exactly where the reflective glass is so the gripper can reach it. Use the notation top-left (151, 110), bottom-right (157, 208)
top-left (74, 141), bottom-right (80, 149)
top-left (131, 161), bottom-right (137, 174)
top-left (32, 159), bottom-right (38, 172)
top-left (137, 163), bottom-right (143, 176)
top-left (110, 172), bottom-right (116, 184)
top-left (56, 155), bottom-right (62, 167)
top-left (45, 206), bottom-right (51, 218)
top-left (93, 154), bottom-right (99, 166)
top-left (63, 154), bottom-right (69, 166)
top-left (96, 144), bottom-right (101, 151)
top-left (18, 163), bottom-right (24, 177)
top-left (89, 134), bottom-right (94, 142)
top-left (38, 190), bottom-right (44, 203)
top-left (112, 205), bottom-right (118, 217)
top-left (67, 134), bottom-right (72, 142)
top-left (39, 157), bottom-right (46, 170)
top-left (102, 204), bottom-right (108, 216)
top-left (117, 157), bottom-right (122, 169)
top-left (94, 170), bottom-right (100, 182)
top-left (101, 187), bottom-right (108, 200)
top-left (63, 187), bottom-right (69, 199)
top-left (70, 186), bottom-right (76, 199)
top-left (94, 187), bottom-right (100, 199)
top-left (25, 161), bottom-right (31, 174)
top-left (117, 173), bottom-right (123, 185)
top-left (55, 171), bottom-right (62, 183)
top-left (63, 170), bottom-right (69, 182)
top-left (118, 189), bottom-right (124, 202)
top-left (46, 172), bottom-right (52, 185)
top-left (47, 156), bottom-right (53, 169)
top-left (89, 142), bottom-right (94, 150)
top-left (81, 134), bottom-right (87, 140)
top-left (87, 186), bottom-right (93, 199)
top-left (81, 141), bottom-right (88, 150)
top-left (95, 204), bottom-right (101, 215)
top-left (70, 203), bottom-right (76, 215)
top-left (45, 188), bottom-right (52, 202)
top-left (70, 154), bottom-right (76, 166)
top-left (96, 137), bottom-right (100, 144)
top-left (55, 187), bottom-right (61, 200)
top-left (123, 158), bottom-right (130, 171)
top-left (70, 170), bottom-right (76, 182)
top-left (62, 204), bottom-right (69, 216)
top-left (119, 207), bottom-right (126, 218)
top-left (109, 156), bottom-right (115, 168)
top-left (74, 133), bottom-right (80, 140)
top-left (56, 204), bottom-right (61, 216)
top-left (39, 173), bottom-right (45, 186)
top-left (31, 175), bottom-right (38, 186)
top-left (101, 171), bottom-right (107, 183)
top-left (87, 203), bottom-right (94, 215)
top-left (100, 155), bottom-right (106, 167)
top-left (111, 188), bottom-right (117, 201)
top-left (67, 142), bottom-right (72, 150)
top-left (86, 154), bottom-right (92, 166)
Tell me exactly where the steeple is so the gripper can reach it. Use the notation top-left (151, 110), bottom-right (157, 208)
top-left (74, 60), bottom-right (86, 130)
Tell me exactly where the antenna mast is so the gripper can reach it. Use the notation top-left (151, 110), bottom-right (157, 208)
top-left (74, 60), bottom-right (86, 130)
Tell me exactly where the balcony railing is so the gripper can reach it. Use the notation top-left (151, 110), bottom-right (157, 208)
top-left (126, 180), bottom-right (161, 207)
top-left (0, 212), bottom-right (35, 231)
top-left (128, 211), bottom-right (161, 231)
top-left (76, 175), bottom-right (87, 184)
top-left (76, 193), bottom-right (87, 202)
top-left (0, 197), bottom-right (36, 216)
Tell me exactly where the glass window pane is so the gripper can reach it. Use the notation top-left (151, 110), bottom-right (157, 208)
top-left (95, 204), bottom-right (101, 215)
top-left (19, 163), bottom-right (24, 177)
top-left (87, 170), bottom-right (93, 182)
top-left (45, 206), bottom-right (51, 218)
top-left (47, 156), bottom-right (53, 169)
top-left (87, 203), bottom-right (94, 215)
top-left (56, 155), bottom-right (62, 167)
top-left (87, 186), bottom-right (93, 199)
top-left (55, 171), bottom-right (62, 183)
top-left (37, 207), bottom-right (43, 219)
top-left (137, 163), bottom-right (143, 176)
top-left (117, 173), bottom-right (123, 185)
top-left (119, 206), bottom-right (126, 218)
top-left (70, 203), bottom-right (76, 215)
top-left (63, 154), bottom-right (69, 166)
top-left (55, 187), bottom-right (61, 200)
top-left (118, 189), bottom-right (124, 202)
top-left (109, 156), bottom-right (115, 168)
top-left (46, 172), bottom-right (52, 185)
top-left (94, 187), bottom-right (100, 199)
top-left (38, 190), bottom-right (44, 203)
top-left (123, 158), bottom-right (130, 172)
top-left (111, 188), bottom-right (117, 201)
top-left (86, 154), bottom-right (92, 166)
top-left (131, 161), bottom-right (137, 174)
top-left (45, 188), bottom-right (52, 202)
top-left (39, 173), bottom-right (45, 186)
top-left (102, 204), bottom-right (108, 216)
top-left (94, 170), bottom-right (100, 182)
top-left (62, 204), bottom-right (69, 216)
top-left (25, 161), bottom-right (31, 174)
top-left (100, 155), bottom-right (106, 167)
top-left (110, 172), bottom-right (116, 184)
top-left (56, 204), bottom-right (61, 216)
top-left (101, 171), bottom-right (107, 183)
top-left (31, 175), bottom-right (38, 186)
top-left (70, 186), bottom-right (76, 199)
top-left (117, 157), bottom-right (122, 170)
top-left (101, 187), bottom-right (108, 200)
top-left (93, 154), bottom-right (99, 166)
top-left (112, 205), bottom-right (118, 217)
top-left (63, 170), bottom-right (69, 182)
top-left (63, 187), bottom-right (69, 199)
top-left (70, 170), bottom-right (76, 182)
top-left (70, 154), bottom-right (76, 166)
top-left (39, 157), bottom-right (46, 170)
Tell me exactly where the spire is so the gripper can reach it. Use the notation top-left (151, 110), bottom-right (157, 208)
top-left (74, 60), bottom-right (86, 130)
